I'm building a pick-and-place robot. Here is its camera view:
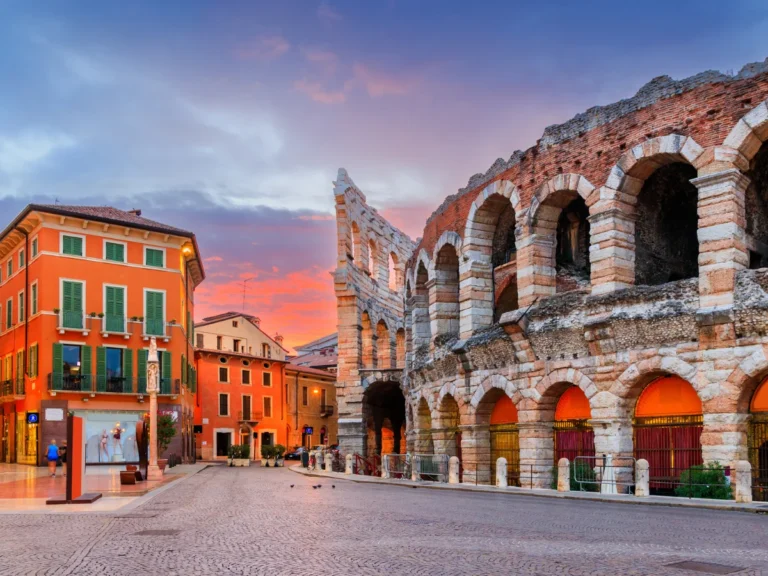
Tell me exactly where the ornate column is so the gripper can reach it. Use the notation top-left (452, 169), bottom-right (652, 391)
top-left (147, 337), bottom-right (162, 481)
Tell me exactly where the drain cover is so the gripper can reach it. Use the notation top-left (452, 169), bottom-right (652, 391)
top-left (666, 560), bottom-right (744, 574)
top-left (133, 529), bottom-right (180, 536)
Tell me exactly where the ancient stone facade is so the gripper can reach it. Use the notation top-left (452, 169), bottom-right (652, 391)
top-left (335, 60), bottom-right (768, 493)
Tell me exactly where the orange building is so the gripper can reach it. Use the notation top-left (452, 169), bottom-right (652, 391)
top-left (193, 312), bottom-right (289, 460)
top-left (0, 205), bottom-right (204, 466)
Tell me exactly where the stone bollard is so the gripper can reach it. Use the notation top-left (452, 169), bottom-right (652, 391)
top-left (735, 460), bottom-right (753, 503)
top-left (345, 454), bottom-right (353, 475)
top-left (496, 457), bottom-right (508, 488)
top-left (557, 458), bottom-right (570, 492)
top-left (381, 457), bottom-right (390, 479)
top-left (448, 456), bottom-right (460, 484)
top-left (411, 456), bottom-right (419, 481)
top-left (325, 453), bottom-right (333, 473)
top-left (635, 459), bottom-right (649, 497)
top-left (316, 450), bottom-right (324, 470)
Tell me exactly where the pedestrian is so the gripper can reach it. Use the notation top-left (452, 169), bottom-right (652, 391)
top-left (59, 442), bottom-right (68, 477)
top-left (46, 440), bottom-right (60, 478)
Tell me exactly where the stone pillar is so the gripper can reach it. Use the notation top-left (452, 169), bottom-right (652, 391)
top-left (590, 416), bottom-right (634, 485)
top-left (337, 417), bottom-right (366, 458)
top-left (701, 413), bottom-right (749, 467)
top-left (381, 456), bottom-right (390, 479)
top-left (316, 450), bottom-right (324, 469)
top-left (345, 453), bottom-right (353, 474)
top-left (635, 459), bottom-right (649, 497)
top-left (325, 454), bottom-right (333, 473)
top-left (496, 457), bottom-right (507, 488)
top-left (734, 460), bottom-right (752, 503)
top-left (518, 422), bottom-right (554, 489)
top-left (691, 169), bottom-right (749, 310)
top-left (588, 203), bottom-right (635, 295)
top-left (411, 456), bottom-right (419, 481)
top-left (448, 456), bottom-right (460, 484)
top-left (459, 260), bottom-right (493, 339)
top-left (557, 458), bottom-right (570, 492)
top-left (516, 229), bottom-right (556, 307)
top-left (460, 424), bottom-right (490, 484)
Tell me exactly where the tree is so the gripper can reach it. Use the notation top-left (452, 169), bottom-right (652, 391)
top-left (157, 415), bottom-right (177, 457)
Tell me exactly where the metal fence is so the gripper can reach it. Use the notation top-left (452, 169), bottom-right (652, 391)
top-left (572, 455), bottom-right (636, 492)
top-left (412, 454), bottom-right (449, 482)
top-left (382, 454), bottom-right (410, 479)
top-left (748, 415), bottom-right (768, 502)
top-left (645, 465), bottom-right (732, 499)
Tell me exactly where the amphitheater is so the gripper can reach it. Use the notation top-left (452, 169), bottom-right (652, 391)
top-left (333, 58), bottom-right (768, 500)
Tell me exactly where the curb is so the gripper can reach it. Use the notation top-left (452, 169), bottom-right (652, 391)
top-left (289, 466), bottom-right (768, 515)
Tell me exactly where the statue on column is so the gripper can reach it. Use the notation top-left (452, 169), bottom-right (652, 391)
top-left (146, 337), bottom-right (162, 480)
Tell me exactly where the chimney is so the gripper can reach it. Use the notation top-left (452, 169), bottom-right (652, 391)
top-left (128, 208), bottom-right (142, 216)
top-left (275, 334), bottom-right (284, 345)
top-left (253, 317), bottom-right (261, 327)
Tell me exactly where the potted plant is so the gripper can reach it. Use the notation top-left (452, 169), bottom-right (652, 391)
top-left (156, 414), bottom-right (176, 472)
top-left (131, 316), bottom-right (138, 322)
top-left (227, 445), bottom-right (238, 467)
top-left (261, 445), bottom-right (274, 467)
top-left (98, 312), bottom-right (105, 318)
top-left (234, 443), bottom-right (250, 467)
top-left (274, 444), bottom-right (286, 467)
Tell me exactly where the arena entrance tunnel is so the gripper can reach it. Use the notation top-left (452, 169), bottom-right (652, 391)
top-left (363, 381), bottom-right (405, 456)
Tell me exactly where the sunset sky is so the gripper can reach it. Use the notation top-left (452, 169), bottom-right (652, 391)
top-left (1, 1), bottom-right (767, 351)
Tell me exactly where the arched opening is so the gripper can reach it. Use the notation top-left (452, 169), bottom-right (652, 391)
top-left (633, 375), bottom-right (703, 495)
top-left (491, 201), bottom-right (517, 267)
top-left (748, 377), bottom-right (768, 501)
top-left (435, 394), bottom-right (461, 460)
top-left (415, 397), bottom-right (434, 454)
top-left (350, 221), bottom-right (361, 263)
top-left (555, 197), bottom-right (590, 291)
top-left (368, 239), bottom-right (377, 279)
top-left (388, 252), bottom-right (399, 291)
top-left (495, 280), bottom-right (518, 321)
top-left (475, 389), bottom-right (519, 486)
top-left (433, 244), bottom-right (460, 338)
top-left (361, 311), bottom-right (375, 368)
top-left (745, 143), bottom-right (768, 268)
top-left (376, 320), bottom-right (391, 368)
top-left (635, 163), bottom-right (699, 285)
top-left (553, 386), bottom-right (594, 463)
top-left (411, 262), bottom-right (431, 350)
top-left (363, 381), bottom-right (405, 456)
top-left (395, 328), bottom-right (405, 368)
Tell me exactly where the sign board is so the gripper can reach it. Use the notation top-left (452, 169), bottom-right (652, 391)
top-left (45, 408), bottom-right (64, 422)
top-left (303, 426), bottom-right (313, 434)
top-left (27, 412), bottom-right (40, 424)
top-left (202, 418), bottom-right (209, 425)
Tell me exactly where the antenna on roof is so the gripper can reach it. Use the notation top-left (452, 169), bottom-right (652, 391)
top-left (54, 198), bottom-right (60, 206)
top-left (241, 278), bottom-right (253, 312)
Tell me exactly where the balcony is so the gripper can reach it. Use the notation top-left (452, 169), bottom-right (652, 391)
top-left (102, 315), bottom-right (130, 339)
top-left (320, 404), bottom-right (335, 417)
top-left (48, 373), bottom-right (93, 393)
top-left (58, 311), bottom-right (89, 335)
top-left (143, 319), bottom-right (170, 343)
top-left (237, 410), bottom-right (264, 424)
top-left (96, 376), bottom-right (135, 394)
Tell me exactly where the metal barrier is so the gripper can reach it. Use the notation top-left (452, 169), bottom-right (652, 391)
top-left (382, 454), bottom-right (410, 479)
top-left (412, 454), bottom-right (449, 482)
top-left (353, 453), bottom-right (381, 476)
top-left (573, 455), bottom-right (636, 493)
top-left (328, 450), bottom-right (345, 473)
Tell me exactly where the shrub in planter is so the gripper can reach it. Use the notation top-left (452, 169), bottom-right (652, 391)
top-left (674, 463), bottom-right (732, 500)
top-left (261, 445), bottom-right (275, 467)
top-left (228, 445), bottom-right (239, 466)
top-left (274, 444), bottom-right (286, 467)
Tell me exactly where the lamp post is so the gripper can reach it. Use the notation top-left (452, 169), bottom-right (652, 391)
top-left (146, 337), bottom-right (163, 480)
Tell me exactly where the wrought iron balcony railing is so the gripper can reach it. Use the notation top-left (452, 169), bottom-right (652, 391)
top-left (320, 404), bottom-right (335, 417)
top-left (49, 373), bottom-right (93, 392)
top-left (95, 376), bottom-right (135, 394)
top-left (237, 410), bottom-right (264, 422)
top-left (1, 380), bottom-right (13, 397)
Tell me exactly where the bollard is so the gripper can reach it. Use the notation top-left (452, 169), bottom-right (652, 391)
top-left (496, 457), bottom-right (508, 488)
top-left (316, 450), bottom-right (324, 470)
top-left (411, 456), bottom-right (419, 481)
top-left (325, 453), bottom-right (333, 473)
top-left (448, 456), bottom-right (460, 484)
top-left (557, 458), bottom-right (570, 492)
top-left (381, 457), bottom-right (390, 479)
top-left (735, 460), bottom-right (753, 503)
top-left (345, 454), bottom-right (353, 475)
top-left (635, 459), bottom-right (649, 497)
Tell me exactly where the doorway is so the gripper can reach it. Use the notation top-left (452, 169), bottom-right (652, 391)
top-left (216, 431), bottom-right (232, 457)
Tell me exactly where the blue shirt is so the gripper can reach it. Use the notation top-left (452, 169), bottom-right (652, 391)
top-left (46, 445), bottom-right (59, 460)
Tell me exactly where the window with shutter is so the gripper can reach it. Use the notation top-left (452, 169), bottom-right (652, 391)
top-left (263, 397), bottom-right (272, 418)
top-left (105, 286), bottom-right (125, 332)
top-left (18, 249), bottom-right (25, 268)
top-left (137, 349), bottom-right (148, 393)
top-left (105, 242), bottom-right (125, 262)
top-left (7, 260), bottom-right (12, 278)
top-left (161, 351), bottom-right (171, 393)
top-left (96, 346), bottom-right (106, 391)
top-left (31, 283), bottom-right (38, 315)
top-left (262, 372), bottom-right (272, 387)
top-left (31, 237), bottom-right (38, 258)
top-left (62, 281), bottom-right (84, 329)
top-left (145, 248), bottom-right (164, 267)
top-left (219, 393), bottom-right (229, 416)
top-left (242, 370), bottom-right (251, 385)
top-left (145, 291), bottom-right (164, 335)
top-left (6, 299), bottom-right (12, 329)
top-left (196, 333), bottom-right (204, 348)
top-left (218, 366), bottom-right (228, 382)
top-left (62, 235), bottom-right (83, 256)
top-left (242, 395), bottom-right (251, 420)
top-left (17, 291), bottom-right (24, 323)
top-left (52, 343), bottom-right (63, 390)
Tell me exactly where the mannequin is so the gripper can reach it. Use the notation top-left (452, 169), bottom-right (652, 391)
top-left (100, 429), bottom-right (109, 462)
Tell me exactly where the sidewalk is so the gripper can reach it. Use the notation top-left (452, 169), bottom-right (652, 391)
top-left (0, 462), bottom-right (211, 513)
top-left (291, 466), bottom-right (768, 514)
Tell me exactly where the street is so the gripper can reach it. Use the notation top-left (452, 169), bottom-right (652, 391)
top-left (0, 465), bottom-right (766, 575)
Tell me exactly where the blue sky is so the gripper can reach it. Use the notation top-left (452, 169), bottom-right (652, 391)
top-left (1, 0), bottom-right (767, 347)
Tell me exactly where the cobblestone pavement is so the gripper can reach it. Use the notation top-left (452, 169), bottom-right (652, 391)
top-left (0, 465), bottom-right (766, 576)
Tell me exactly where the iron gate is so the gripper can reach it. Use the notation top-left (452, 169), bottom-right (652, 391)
top-left (490, 423), bottom-right (520, 487)
top-left (553, 419), bottom-right (595, 463)
top-left (748, 414), bottom-right (768, 502)
top-left (633, 414), bottom-right (703, 494)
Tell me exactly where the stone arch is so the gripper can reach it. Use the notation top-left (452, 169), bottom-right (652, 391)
top-left (367, 235), bottom-right (378, 279)
top-left (524, 173), bottom-right (596, 298)
top-left (360, 310), bottom-right (375, 369)
top-left (387, 251), bottom-right (401, 291)
top-left (350, 220), bottom-right (362, 263)
top-left (533, 367), bottom-right (599, 421)
top-left (394, 328), bottom-right (406, 368)
top-left (722, 344), bottom-right (768, 415)
top-left (430, 235), bottom-right (461, 340)
top-left (376, 319), bottom-right (392, 368)
top-left (470, 374), bottom-right (525, 414)
top-left (414, 396), bottom-right (434, 453)
top-left (463, 179), bottom-right (520, 264)
top-left (409, 255), bottom-right (432, 351)
top-left (723, 100), bottom-right (768, 163)
top-left (612, 356), bottom-right (700, 410)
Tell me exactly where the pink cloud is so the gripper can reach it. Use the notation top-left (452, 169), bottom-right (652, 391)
top-left (235, 35), bottom-right (290, 61)
top-left (204, 255), bottom-right (223, 262)
top-left (317, 3), bottom-right (342, 24)
top-left (353, 63), bottom-right (417, 97)
top-left (294, 79), bottom-right (346, 104)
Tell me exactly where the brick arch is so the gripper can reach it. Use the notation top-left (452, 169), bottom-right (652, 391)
top-left (430, 232), bottom-right (462, 339)
top-left (463, 179), bottom-right (520, 263)
top-left (530, 367), bottom-right (598, 421)
top-left (611, 356), bottom-right (700, 408)
top-left (723, 99), bottom-right (768, 163)
top-left (436, 380), bottom-right (470, 419)
top-left (605, 134), bottom-right (704, 197)
top-left (468, 374), bottom-right (526, 416)
top-left (527, 173), bottom-right (596, 227)
top-left (428, 231), bottom-right (462, 274)
top-left (721, 344), bottom-right (768, 414)
top-left (407, 248), bottom-right (432, 289)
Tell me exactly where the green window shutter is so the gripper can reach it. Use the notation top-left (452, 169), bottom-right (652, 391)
top-left (73, 236), bottom-right (83, 256)
top-left (146, 248), bottom-right (163, 267)
top-left (53, 343), bottom-right (63, 374)
top-left (62, 236), bottom-right (71, 254)
top-left (123, 348), bottom-right (133, 382)
top-left (162, 351), bottom-right (171, 381)
top-left (116, 287), bottom-right (124, 318)
top-left (31, 284), bottom-right (37, 315)
top-left (137, 349), bottom-right (147, 392)
top-left (82, 345), bottom-right (92, 378)
top-left (31, 345), bottom-right (38, 378)
top-left (96, 346), bottom-right (105, 391)
top-left (181, 354), bottom-right (186, 384)
top-left (106, 287), bottom-right (115, 317)
top-left (32, 238), bottom-right (37, 258)
top-left (72, 282), bottom-right (83, 313)
top-left (106, 242), bottom-right (124, 262)
top-left (16, 351), bottom-right (22, 383)
top-left (63, 281), bottom-right (72, 311)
